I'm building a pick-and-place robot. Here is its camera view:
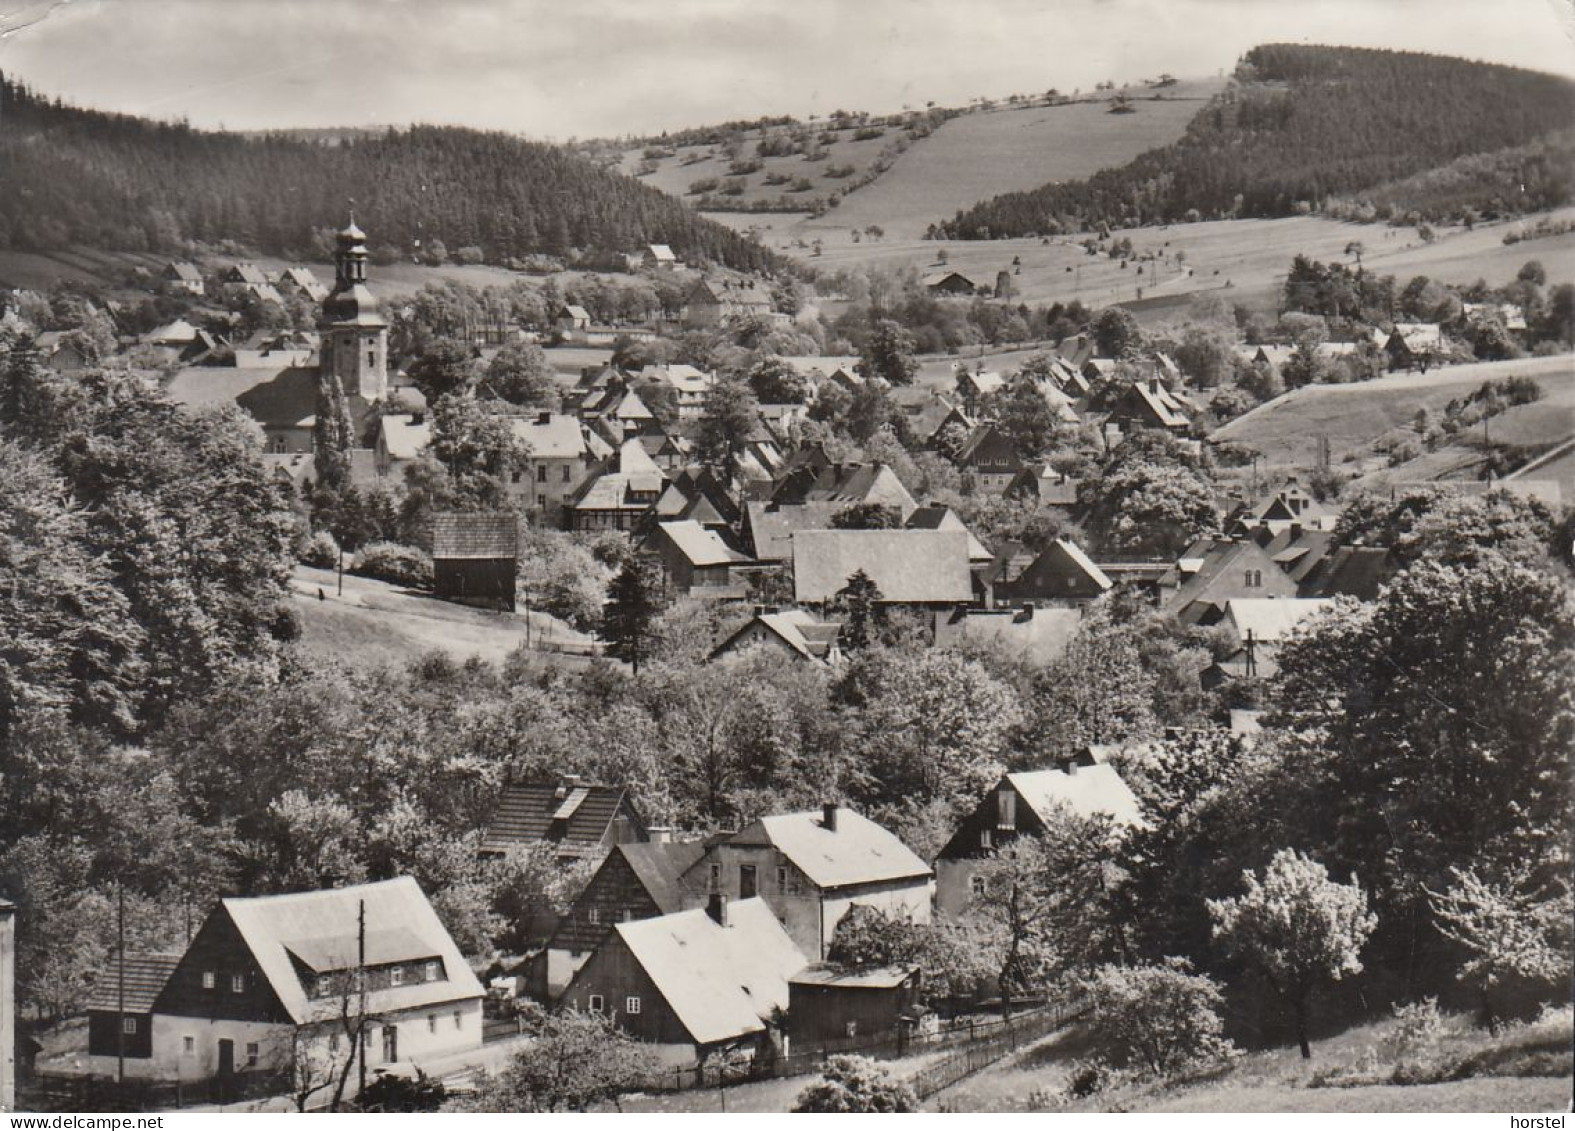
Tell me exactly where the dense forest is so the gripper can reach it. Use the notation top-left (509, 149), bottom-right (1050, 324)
top-left (934, 45), bottom-right (1575, 239)
top-left (0, 74), bottom-right (777, 272)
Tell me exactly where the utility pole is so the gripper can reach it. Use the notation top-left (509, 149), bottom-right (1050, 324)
top-left (357, 900), bottom-right (367, 1099)
top-left (116, 883), bottom-right (126, 1101)
top-left (337, 544), bottom-right (345, 597)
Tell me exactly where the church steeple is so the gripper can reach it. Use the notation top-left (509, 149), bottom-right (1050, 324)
top-left (319, 207), bottom-right (387, 402)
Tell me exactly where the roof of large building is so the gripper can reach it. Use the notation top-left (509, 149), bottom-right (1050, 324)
top-left (380, 414), bottom-right (430, 461)
top-left (511, 413), bottom-right (591, 460)
top-left (654, 520), bottom-right (750, 568)
top-left (164, 364), bottom-right (332, 429)
top-left (1221, 598), bottom-right (1336, 643)
top-left (220, 876), bottom-right (484, 1025)
top-left (904, 505), bottom-right (993, 562)
top-left (1005, 765), bottom-right (1144, 828)
top-left (431, 513), bottom-right (520, 560)
top-left (86, 954), bottom-right (183, 1013)
top-left (482, 780), bottom-right (642, 855)
top-left (610, 900), bottom-right (805, 1047)
top-left (744, 501), bottom-right (846, 562)
top-left (725, 807), bottom-right (932, 891)
top-left (792, 529), bottom-right (973, 604)
top-left (932, 606), bottom-right (1083, 666)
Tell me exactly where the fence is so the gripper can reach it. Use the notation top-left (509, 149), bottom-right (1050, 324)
top-left (638, 997), bottom-right (1083, 1095)
top-left (21, 1068), bottom-right (289, 1113)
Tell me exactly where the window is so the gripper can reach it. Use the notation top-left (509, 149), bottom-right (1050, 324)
top-left (389, 967), bottom-right (404, 987)
top-left (425, 960), bottom-right (441, 982)
top-left (314, 976), bottom-right (331, 998)
top-left (122, 1016), bottom-right (138, 1035)
top-left (246, 1042), bottom-right (260, 1068)
top-left (980, 828), bottom-right (993, 849)
top-left (428, 1015), bottom-right (437, 1034)
top-left (588, 994), bottom-right (605, 1014)
top-left (970, 875), bottom-right (987, 897)
top-left (997, 789), bottom-right (1017, 831)
top-left (709, 862), bottom-right (721, 889)
top-left (739, 863), bottom-right (757, 900)
top-left (537, 495), bottom-right (547, 509)
top-left (330, 1033), bottom-right (341, 1053)
top-left (625, 996), bottom-right (641, 1015)
top-left (588, 908), bottom-right (600, 925)
top-left (453, 1010), bottom-right (463, 1030)
top-left (562, 465), bottom-right (572, 483)
top-left (231, 974), bottom-right (245, 994)
top-left (777, 866), bottom-right (787, 892)
top-left (537, 465), bottom-right (548, 483)
top-left (367, 350), bottom-right (376, 368)
top-left (201, 971), bottom-right (216, 990)
top-left (183, 1036), bottom-right (195, 1056)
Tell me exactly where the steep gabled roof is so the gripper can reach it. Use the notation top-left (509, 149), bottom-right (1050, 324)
top-left (1221, 598), bottom-right (1336, 643)
top-left (86, 954), bottom-right (182, 1013)
top-left (655, 520), bottom-right (750, 568)
top-left (617, 841), bottom-right (708, 915)
top-left (727, 808), bottom-right (931, 890)
top-left (744, 500), bottom-right (845, 562)
top-left (904, 505), bottom-right (993, 563)
top-left (218, 876), bottom-right (484, 1025)
top-left (792, 529), bottom-right (973, 604)
top-left (482, 780), bottom-right (643, 854)
top-left (431, 513), bottom-right (519, 560)
top-left (1005, 765), bottom-right (1143, 827)
top-left (608, 900), bottom-right (805, 1047)
top-left (710, 609), bottom-right (842, 663)
top-left (511, 413), bottom-right (591, 459)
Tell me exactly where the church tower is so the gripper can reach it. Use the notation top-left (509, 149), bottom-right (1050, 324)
top-left (319, 216), bottom-right (388, 402)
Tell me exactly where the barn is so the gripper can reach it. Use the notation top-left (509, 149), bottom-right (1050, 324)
top-left (431, 512), bottom-right (520, 611)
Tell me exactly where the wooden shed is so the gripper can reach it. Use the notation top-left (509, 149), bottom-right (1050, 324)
top-left (787, 964), bottom-right (922, 1051)
top-left (431, 512), bottom-right (520, 611)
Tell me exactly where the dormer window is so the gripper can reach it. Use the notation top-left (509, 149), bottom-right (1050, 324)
top-left (424, 961), bottom-right (441, 982)
top-left (389, 967), bottom-right (404, 987)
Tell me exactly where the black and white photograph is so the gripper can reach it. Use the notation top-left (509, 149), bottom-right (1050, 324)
top-left (0, 0), bottom-right (1571, 1117)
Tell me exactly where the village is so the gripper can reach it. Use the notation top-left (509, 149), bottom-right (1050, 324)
top-left (1, 14), bottom-right (1573, 1117)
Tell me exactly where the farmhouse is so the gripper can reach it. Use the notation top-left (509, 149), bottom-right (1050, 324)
top-left (791, 529), bottom-right (973, 608)
top-left (1160, 537), bottom-right (1300, 621)
top-left (952, 424), bottom-right (1027, 493)
top-left (1105, 378), bottom-right (1191, 434)
top-left (931, 606), bottom-right (1083, 666)
top-left (84, 878), bottom-right (484, 1096)
top-left (274, 266), bottom-right (328, 303)
top-left (1385, 323), bottom-right (1445, 370)
top-left (934, 767), bottom-right (1143, 916)
top-left (558, 899), bottom-right (806, 1067)
top-left (430, 512), bottom-right (519, 611)
top-left (480, 777), bottom-right (647, 860)
top-left (160, 261), bottom-right (204, 296)
top-left (709, 609), bottom-right (844, 665)
top-left (684, 805), bottom-right (932, 962)
top-left (922, 271), bottom-right (979, 296)
top-left (642, 244), bottom-right (679, 270)
top-left (565, 438), bottom-right (668, 533)
top-left (644, 519), bottom-right (751, 599)
top-left (1001, 538), bottom-right (1114, 605)
top-left (770, 461), bottom-right (917, 519)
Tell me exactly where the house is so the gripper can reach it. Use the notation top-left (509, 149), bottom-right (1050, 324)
top-left (232, 328), bottom-right (319, 369)
top-left (953, 424), bottom-right (1027, 494)
top-left (1003, 465), bottom-right (1081, 510)
top-left (375, 412), bottom-right (430, 475)
top-left (788, 965), bottom-right (922, 1051)
top-left (431, 512), bottom-right (519, 611)
top-left (1000, 539), bottom-right (1113, 605)
top-left (1106, 378), bottom-right (1190, 434)
top-left (888, 387), bottom-right (972, 446)
top-left (532, 841), bottom-right (707, 1002)
top-left (934, 767), bottom-right (1143, 915)
top-left (1296, 545), bottom-right (1394, 600)
top-left (931, 606), bottom-right (1082, 667)
top-left (922, 271), bottom-right (979, 296)
top-left (481, 778), bottom-right (647, 860)
top-left (555, 305), bottom-right (592, 336)
top-left (274, 267), bottom-right (329, 304)
top-left (32, 330), bottom-right (92, 373)
top-left (645, 520), bottom-right (751, 599)
top-left (1160, 537), bottom-right (1299, 622)
top-left (742, 501), bottom-right (844, 564)
top-left (953, 368), bottom-right (1006, 412)
top-left (903, 505), bottom-right (994, 566)
top-left (85, 878), bottom-right (484, 1095)
top-left (507, 412), bottom-right (601, 522)
top-left (646, 364), bottom-right (715, 421)
top-left (164, 364), bottom-right (326, 454)
top-left (792, 530), bottom-right (973, 608)
top-left (684, 805), bottom-right (932, 962)
top-left (565, 438), bottom-right (668, 533)
top-left (222, 263), bottom-right (272, 292)
top-left (85, 954), bottom-right (183, 1079)
top-left (1224, 479), bottom-right (1335, 537)
top-left (1385, 323), bottom-right (1445, 371)
top-left (642, 244), bottom-right (679, 270)
top-left (681, 279), bottom-right (776, 328)
top-left (770, 461), bottom-right (918, 520)
top-left (160, 261), bottom-right (205, 296)
top-left (709, 609), bottom-right (844, 665)
top-left (1205, 597), bottom-right (1336, 684)
top-left (559, 899), bottom-right (806, 1067)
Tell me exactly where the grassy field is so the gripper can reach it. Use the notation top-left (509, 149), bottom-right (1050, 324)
top-left (933, 1006), bottom-right (1574, 1114)
top-left (787, 208), bottom-right (1575, 323)
top-left (289, 565), bottom-right (595, 674)
top-left (1210, 354), bottom-right (1575, 474)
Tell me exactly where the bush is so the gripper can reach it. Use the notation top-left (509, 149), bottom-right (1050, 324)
top-left (350, 542), bottom-right (433, 588)
top-left (792, 1055), bottom-right (918, 1113)
top-left (1077, 960), bottom-right (1237, 1077)
top-left (687, 177), bottom-right (720, 195)
top-left (301, 530), bottom-right (340, 568)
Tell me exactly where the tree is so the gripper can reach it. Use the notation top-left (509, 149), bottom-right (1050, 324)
top-left (1426, 864), bottom-right (1571, 1034)
top-left (406, 339), bottom-right (477, 404)
top-left (825, 904), bottom-right (996, 1002)
top-left (1078, 959), bottom-right (1236, 1076)
top-left (426, 393), bottom-right (532, 508)
top-left (858, 319), bottom-right (918, 386)
top-left (312, 374), bottom-right (356, 494)
top-left (1208, 848), bottom-right (1377, 1059)
top-left (983, 375), bottom-right (1063, 459)
top-left (480, 341), bottom-right (558, 407)
top-left (834, 569), bottom-right (883, 652)
top-left (463, 1010), bottom-right (655, 1112)
top-left (694, 376), bottom-right (759, 480)
top-left (830, 502), bottom-right (900, 530)
top-left (601, 558), bottom-right (657, 674)
top-left (1092, 307), bottom-right (1141, 359)
top-left (1078, 439), bottom-right (1218, 558)
top-left (793, 1055), bottom-right (918, 1113)
top-left (745, 355), bottom-right (809, 404)
top-left (1516, 260), bottom-right (1546, 286)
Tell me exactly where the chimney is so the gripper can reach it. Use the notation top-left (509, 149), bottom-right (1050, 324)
top-left (822, 803), bottom-right (839, 832)
top-left (707, 893), bottom-right (728, 926)
top-left (647, 826), bottom-right (675, 844)
top-left (1064, 760), bottom-right (1078, 776)
top-left (536, 410), bottom-right (552, 425)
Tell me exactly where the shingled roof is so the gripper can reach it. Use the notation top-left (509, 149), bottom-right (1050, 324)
top-left (792, 529), bottom-right (973, 604)
top-left (86, 954), bottom-right (182, 1013)
top-left (431, 513), bottom-right (520, 560)
top-left (721, 807), bottom-right (932, 891)
top-left (481, 780), bottom-right (645, 855)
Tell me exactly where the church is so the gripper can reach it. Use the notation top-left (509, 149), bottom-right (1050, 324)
top-left (163, 218), bottom-right (394, 460)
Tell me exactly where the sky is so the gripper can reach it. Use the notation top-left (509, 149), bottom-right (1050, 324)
top-left (1, 0), bottom-right (1573, 139)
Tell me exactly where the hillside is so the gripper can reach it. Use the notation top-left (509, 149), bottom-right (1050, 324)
top-left (0, 73), bottom-right (775, 272)
top-left (936, 45), bottom-right (1575, 240)
top-left (618, 81), bottom-right (1221, 242)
